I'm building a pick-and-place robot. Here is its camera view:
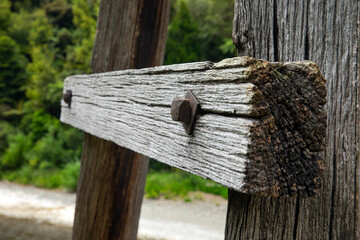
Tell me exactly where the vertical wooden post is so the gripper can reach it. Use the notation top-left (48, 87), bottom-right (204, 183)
top-left (72, 1), bottom-right (170, 239)
top-left (226, 1), bottom-right (359, 239)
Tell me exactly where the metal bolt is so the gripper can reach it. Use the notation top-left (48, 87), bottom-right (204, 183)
top-left (63, 90), bottom-right (72, 107)
top-left (171, 98), bottom-right (191, 123)
top-left (171, 90), bottom-right (200, 135)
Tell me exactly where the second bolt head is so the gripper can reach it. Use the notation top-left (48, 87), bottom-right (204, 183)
top-left (63, 90), bottom-right (72, 107)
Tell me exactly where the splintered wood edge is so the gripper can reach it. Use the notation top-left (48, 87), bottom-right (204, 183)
top-left (60, 57), bottom-right (327, 197)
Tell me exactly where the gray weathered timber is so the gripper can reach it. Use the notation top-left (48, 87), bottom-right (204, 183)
top-left (227, 0), bottom-right (359, 239)
top-left (61, 56), bottom-right (326, 197)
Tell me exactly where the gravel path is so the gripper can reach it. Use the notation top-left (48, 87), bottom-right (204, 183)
top-left (0, 181), bottom-right (227, 240)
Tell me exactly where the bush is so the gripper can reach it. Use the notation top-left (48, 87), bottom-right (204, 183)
top-left (61, 162), bottom-right (80, 191)
top-left (1, 132), bottom-right (31, 170)
top-left (1, 110), bottom-right (82, 176)
top-left (0, 121), bottom-right (15, 153)
top-left (20, 110), bottom-right (56, 141)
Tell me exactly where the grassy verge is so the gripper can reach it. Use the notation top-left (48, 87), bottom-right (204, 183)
top-left (145, 169), bottom-right (228, 200)
top-left (1, 162), bottom-right (80, 191)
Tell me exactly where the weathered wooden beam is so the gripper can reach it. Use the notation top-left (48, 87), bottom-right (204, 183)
top-left (61, 56), bottom-right (326, 197)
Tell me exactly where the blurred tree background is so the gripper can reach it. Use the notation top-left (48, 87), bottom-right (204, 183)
top-left (0, 0), bottom-right (235, 198)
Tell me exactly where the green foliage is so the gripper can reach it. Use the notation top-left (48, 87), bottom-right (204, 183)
top-left (145, 169), bottom-right (228, 199)
top-left (1, 109), bottom-right (82, 187)
top-left (26, 132), bottom-right (69, 168)
top-left (0, 0), bottom-right (87, 191)
top-left (164, 1), bottom-right (202, 64)
top-left (182, 0), bottom-right (235, 61)
top-left (21, 111), bottom-right (82, 168)
top-left (149, 159), bottom-right (172, 171)
top-left (0, 35), bottom-right (28, 107)
top-left (24, 9), bottom-right (64, 115)
top-left (29, 10), bottom-right (53, 46)
top-left (44, 0), bottom-right (74, 28)
top-left (164, 0), bottom-right (236, 64)
top-left (54, 28), bottom-right (73, 57)
top-left (11, 0), bottom-right (52, 12)
top-left (33, 170), bottom-right (62, 188)
top-left (0, 122), bottom-right (15, 153)
top-left (64, 0), bottom-right (98, 74)
top-left (8, 10), bottom-right (32, 54)
top-left (219, 37), bottom-right (237, 55)
top-left (2, 162), bottom-right (80, 191)
top-left (26, 46), bottom-right (59, 112)
top-left (1, 132), bottom-right (31, 170)
top-left (60, 161), bottom-right (80, 191)
top-left (20, 110), bottom-right (55, 141)
top-left (0, 0), bottom-right (11, 31)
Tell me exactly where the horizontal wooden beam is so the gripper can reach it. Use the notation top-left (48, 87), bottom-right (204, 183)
top-left (60, 57), bottom-right (326, 197)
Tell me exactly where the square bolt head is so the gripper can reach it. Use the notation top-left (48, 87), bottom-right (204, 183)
top-left (171, 98), bottom-right (191, 123)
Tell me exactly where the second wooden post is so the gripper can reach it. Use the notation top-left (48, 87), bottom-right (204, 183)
top-left (72, 1), bottom-right (170, 239)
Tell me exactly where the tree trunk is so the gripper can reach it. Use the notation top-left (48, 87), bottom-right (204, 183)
top-left (72, 1), bottom-right (170, 240)
top-left (226, 1), bottom-right (359, 239)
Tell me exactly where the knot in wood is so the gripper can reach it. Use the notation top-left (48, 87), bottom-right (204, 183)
top-left (171, 98), bottom-right (191, 123)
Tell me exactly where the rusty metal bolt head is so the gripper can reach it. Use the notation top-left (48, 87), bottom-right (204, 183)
top-left (63, 90), bottom-right (72, 107)
top-left (171, 98), bottom-right (191, 123)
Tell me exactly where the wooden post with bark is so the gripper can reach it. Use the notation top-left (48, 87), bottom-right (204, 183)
top-left (226, 1), bottom-right (359, 239)
top-left (71, 1), bottom-right (170, 240)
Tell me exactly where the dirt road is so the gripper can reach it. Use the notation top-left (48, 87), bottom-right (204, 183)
top-left (0, 181), bottom-right (227, 240)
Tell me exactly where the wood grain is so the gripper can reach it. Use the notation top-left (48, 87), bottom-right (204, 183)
top-left (71, 0), bottom-right (170, 240)
top-left (62, 57), bottom-right (326, 197)
top-left (73, 135), bottom-right (149, 240)
top-left (227, 0), bottom-right (359, 239)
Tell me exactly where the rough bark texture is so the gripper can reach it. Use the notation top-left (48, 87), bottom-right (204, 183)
top-left (61, 57), bottom-right (326, 197)
top-left (72, 1), bottom-right (170, 240)
top-left (227, 0), bottom-right (359, 239)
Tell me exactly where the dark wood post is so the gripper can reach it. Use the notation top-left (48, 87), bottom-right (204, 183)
top-left (72, 1), bottom-right (170, 239)
top-left (226, 1), bottom-right (359, 239)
